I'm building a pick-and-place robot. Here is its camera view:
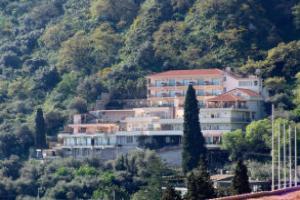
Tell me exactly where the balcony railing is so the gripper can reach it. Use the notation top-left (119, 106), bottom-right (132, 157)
top-left (149, 82), bottom-right (221, 87)
top-left (200, 117), bottom-right (251, 123)
top-left (206, 105), bottom-right (248, 109)
top-left (149, 93), bottom-right (214, 98)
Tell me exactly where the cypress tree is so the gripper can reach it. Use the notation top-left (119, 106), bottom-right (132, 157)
top-left (35, 108), bottom-right (47, 149)
top-left (231, 160), bottom-right (251, 195)
top-left (161, 184), bottom-right (182, 200)
top-left (185, 162), bottom-right (215, 200)
top-left (182, 84), bottom-right (207, 173)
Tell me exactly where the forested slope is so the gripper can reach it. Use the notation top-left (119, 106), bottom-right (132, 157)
top-left (0, 0), bottom-right (300, 158)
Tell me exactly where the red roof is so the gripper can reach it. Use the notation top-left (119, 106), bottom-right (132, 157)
top-left (229, 88), bottom-right (260, 97)
top-left (207, 88), bottom-right (260, 102)
top-left (208, 93), bottom-right (245, 102)
top-left (147, 69), bottom-right (224, 77)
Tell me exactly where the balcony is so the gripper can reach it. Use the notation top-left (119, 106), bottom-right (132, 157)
top-left (123, 116), bottom-right (159, 122)
top-left (116, 130), bottom-right (183, 136)
top-left (206, 104), bottom-right (248, 109)
top-left (149, 92), bottom-right (216, 98)
top-left (148, 81), bottom-right (221, 88)
top-left (200, 117), bottom-right (250, 123)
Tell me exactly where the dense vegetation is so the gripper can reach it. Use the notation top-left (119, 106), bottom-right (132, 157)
top-left (1, 0), bottom-right (300, 198)
top-left (0, 150), bottom-right (171, 200)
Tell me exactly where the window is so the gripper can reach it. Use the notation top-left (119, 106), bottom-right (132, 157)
top-left (155, 80), bottom-right (160, 87)
top-left (170, 90), bottom-right (176, 97)
top-left (126, 136), bottom-right (133, 144)
top-left (213, 136), bottom-right (221, 144)
top-left (174, 91), bottom-right (183, 97)
top-left (205, 137), bottom-right (212, 144)
top-left (197, 79), bottom-right (204, 85)
top-left (176, 80), bottom-right (183, 86)
top-left (183, 80), bottom-right (190, 85)
top-left (197, 90), bottom-right (204, 96)
top-left (80, 127), bottom-right (86, 133)
top-left (205, 90), bottom-right (212, 96)
top-left (155, 80), bottom-right (167, 87)
top-left (212, 78), bottom-right (221, 85)
top-left (166, 137), bottom-right (171, 143)
top-left (168, 79), bottom-right (175, 86)
top-left (239, 81), bottom-right (252, 86)
top-left (87, 137), bottom-right (91, 145)
top-left (198, 101), bottom-right (205, 108)
top-left (212, 90), bottom-right (222, 95)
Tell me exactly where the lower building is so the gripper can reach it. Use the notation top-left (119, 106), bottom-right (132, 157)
top-left (49, 88), bottom-right (264, 162)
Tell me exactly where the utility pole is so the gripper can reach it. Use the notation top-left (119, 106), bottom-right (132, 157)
top-left (289, 126), bottom-right (292, 187)
top-left (284, 124), bottom-right (287, 188)
top-left (295, 127), bottom-right (298, 187)
top-left (271, 104), bottom-right (275, 190)
top-left (278, 123), bottom-right (281, 189)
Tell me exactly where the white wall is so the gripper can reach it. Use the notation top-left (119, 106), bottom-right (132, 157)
top-left (224, 73), bottom-right (262, 94)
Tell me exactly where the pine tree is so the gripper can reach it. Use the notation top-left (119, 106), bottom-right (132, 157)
top-left (182, 84), bottom-right (207, 173)
top-left (161, 184), bottom-right (182, 200)
top-left (231, 160), bottom-right (251, 195)
top-left (185, 162), bottom-right (215, 200)
top-left (35, 108), bottom-right (47, 149)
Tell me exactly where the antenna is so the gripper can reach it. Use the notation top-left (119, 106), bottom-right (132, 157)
top-left (295, 127), bottom-right (298, 186)
top-left (271, 104), bottom-right (275, 190)
top-left (289, 125), bottom-right (292, 187)
top-left (278, 123), bottom-right (281, 189)
top-left (284, 124), bottom-right (287, 188)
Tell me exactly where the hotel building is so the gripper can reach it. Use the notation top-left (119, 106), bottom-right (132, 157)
top-left (49, 68), bottom-right (265, 161)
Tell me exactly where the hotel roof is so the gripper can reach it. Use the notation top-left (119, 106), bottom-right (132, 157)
top-left (208, 93), bottom-right (245, 102)
top-left (207, 88), bottom-right (260, 102)
top-left (229, 88), bottom-right (260, 97)
top-left (146, 68), bottom-right (224, 77)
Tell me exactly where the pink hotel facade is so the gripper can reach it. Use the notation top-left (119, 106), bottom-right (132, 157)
top-left (49, 68), bottom-right (265, 161)
top-left (146, 69), bottom-right (262, 108)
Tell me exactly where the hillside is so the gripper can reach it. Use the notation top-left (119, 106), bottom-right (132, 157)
top-left (0, 0), bottom-right (300, 155)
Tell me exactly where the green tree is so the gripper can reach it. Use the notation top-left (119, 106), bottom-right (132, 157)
top-left (153, 21), bottom-right (186, 70)
top-left (91, 24), bottom-right (123, 68)
top-left (222, 129), bottom-right (247, 161)
top-left (161, 185), bottom-right (182, 200)
top-left (185, 162), bottom-right (215, 200)
top-left (90, 0), bottom-right (142, 26)
top-left (35, 66), bottom-right (60, 91)
top-left (245, 119), bottom-right (271, 154)
top-left (58, 32), bottom-right (95, 74)
top-left (0, 155), bottom-right (22, 180)
top-left (69, 97), bottom-right (88, 114)
top-left (231, 160), bottom-right (251, 195)
top-left (35, 108), bottom-right (47, 149)
top-left (241, 41), bottom-right (300, 80)
top-left (182, 85), bottom-right (207, 173)
top-left (45, 110), bottom-right (66, 136)
top-left (293, 72), bottom-right (300, 115)
top-left (15, 125), bottom-right (34, 157)
top-left (76, 75), bottom-right (104, 103)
